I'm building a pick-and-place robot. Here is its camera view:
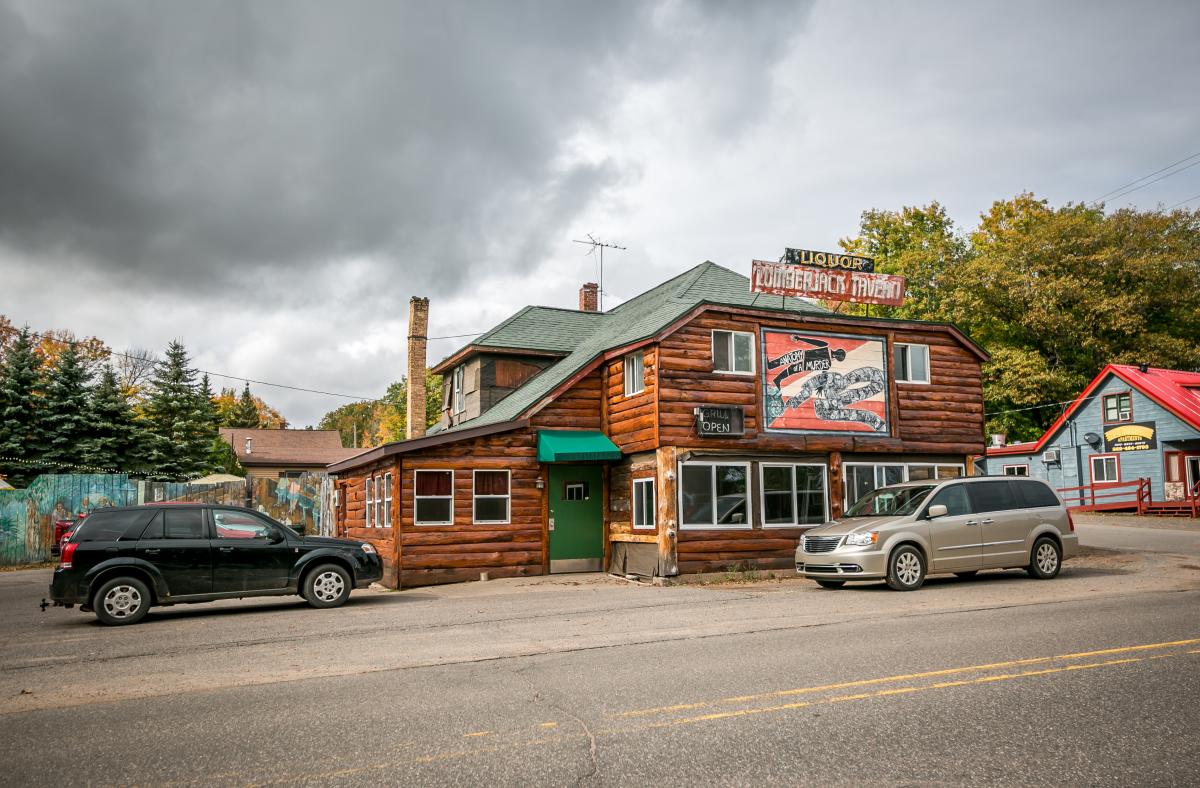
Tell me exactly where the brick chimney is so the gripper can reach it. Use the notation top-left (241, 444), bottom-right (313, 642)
top-left (406, 296), bottom-right (430, 440)
top-left (579, 282), bottom-right (599, 312)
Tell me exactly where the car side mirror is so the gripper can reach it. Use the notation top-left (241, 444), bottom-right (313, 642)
top-left (927, 504), bottom-right (948, 519)
top-left (266, 530), bottom-right (285, 545)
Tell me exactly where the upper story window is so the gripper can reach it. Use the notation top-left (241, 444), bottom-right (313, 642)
top-left (894, 343), bottom-right (930, 383)
top-left (452, 366), bottom-right (466, 414)
top-left (1102, 392), bottom-right (1132, 423)
top-left (712, 330), bottom-right (754, 375)
top-left (624, 351), bottom-right (645, 396)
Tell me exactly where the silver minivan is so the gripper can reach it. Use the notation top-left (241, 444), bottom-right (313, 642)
top-left (796, 477), bottom-right (1078, 590)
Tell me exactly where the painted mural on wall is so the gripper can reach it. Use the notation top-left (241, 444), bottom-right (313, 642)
top-left (0, 472), bottom-right (333, 567)
top-left (762, 330), bottom-right (889, 434)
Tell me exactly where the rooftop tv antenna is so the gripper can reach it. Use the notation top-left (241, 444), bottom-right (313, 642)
top-left (572, 234), bottom-right (626, 311)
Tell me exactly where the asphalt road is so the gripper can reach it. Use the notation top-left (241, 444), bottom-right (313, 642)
top-left (1075, 514), bottom-right (1200, 556)
top-left (1, 548), bottom-right (1197, 786)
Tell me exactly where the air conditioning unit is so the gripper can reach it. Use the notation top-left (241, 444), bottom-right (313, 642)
top-left (1043, 449), bottom-right (1061, 465)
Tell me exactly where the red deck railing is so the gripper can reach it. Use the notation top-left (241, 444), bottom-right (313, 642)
top-left (1056, 478), bottom-right (1151, 513)
top-left (1057, 477), bottom-right (1200, 517)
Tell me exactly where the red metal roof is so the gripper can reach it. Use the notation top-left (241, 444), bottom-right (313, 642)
top-left (986, 364), bottom-right (1200, 457)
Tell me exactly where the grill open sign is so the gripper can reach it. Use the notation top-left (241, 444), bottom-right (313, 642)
top-left (695, 406), bottom-right (745, 436)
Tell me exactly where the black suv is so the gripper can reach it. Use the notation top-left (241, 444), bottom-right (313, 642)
top-left (48, 504), bottom-right (383, 625)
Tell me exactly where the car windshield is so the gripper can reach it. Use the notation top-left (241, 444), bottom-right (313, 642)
top-left (844, 485), bottom-right (936, 518)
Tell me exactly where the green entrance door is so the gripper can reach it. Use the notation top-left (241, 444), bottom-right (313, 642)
top-left (548, 465), bottom-right (604, 573)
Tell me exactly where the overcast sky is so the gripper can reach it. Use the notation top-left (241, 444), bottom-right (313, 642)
top-left (2, 0), bottom-right (1198, 427)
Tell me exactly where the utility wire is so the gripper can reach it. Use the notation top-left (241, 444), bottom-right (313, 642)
top-left (14, 328), bottom-right (376, 401)
top-left (1167, 192), bottom-right (1200, 210)
top-left (1092, 150), bottom-right (1200, 204)
top-left (984, 393), bottom-right (1102, 418)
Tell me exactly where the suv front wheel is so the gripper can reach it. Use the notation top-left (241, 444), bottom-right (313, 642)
top-left (886, 545), bottom-right (926, 591)
top-left (303, 564), bottom-right (352, 609)
top-left (93, 576), bottom-right (151, 626)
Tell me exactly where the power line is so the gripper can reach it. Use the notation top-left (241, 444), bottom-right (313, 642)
top-left (984, 393), bottom-right (1101, 418)
top-left (1092, 150), bottom-right (1200, 204)
top-left (1168, 192), bottom-right (1200, 210)
top-left (13, 328), bottom-right (376, 401)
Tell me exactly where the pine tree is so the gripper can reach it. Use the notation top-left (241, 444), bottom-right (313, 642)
top-left (229, 383), bottom-right (261, 428)
top-left (0, 327), bottom-right (47, 486)
top-left (41, 344), bottom-right (95, 472)
top-left (81, 365), bottom-right (146, 473)
top-left (142, 341), bottom-right (211, 480)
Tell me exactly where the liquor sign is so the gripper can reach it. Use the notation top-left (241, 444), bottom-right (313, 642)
top-left (694, 405), bottom-right (745, 437)
top-left (1103, 421), bottom-right (1157, 452)
top-left (751, 259), bottom-right (905, 307)
top-left (782, 247), bottom-right (875, 273)
top-left (762, 330), bottom-right (889, 434)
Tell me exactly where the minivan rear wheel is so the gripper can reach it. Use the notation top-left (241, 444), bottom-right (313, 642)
top-left (886, 546), bottom-right (926, 591)
top-left (1027, 537), bottom-right (1061, 579)
top-left (93, 576), bottom-right (151, 626)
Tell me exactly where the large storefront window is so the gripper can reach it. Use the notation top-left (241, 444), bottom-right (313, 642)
top-left (844, 462), bottom-right (964, 509)
top-left (761, 464), bottom-right (827, 527)
top-left (680, 463), bottom-right (750, 529)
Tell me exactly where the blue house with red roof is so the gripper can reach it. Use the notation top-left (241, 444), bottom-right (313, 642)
top-left (980, 364), bottom-right (1200, 514)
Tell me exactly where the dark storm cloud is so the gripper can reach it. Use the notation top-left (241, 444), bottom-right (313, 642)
top-left (0, 0), bottom-right (814, 302)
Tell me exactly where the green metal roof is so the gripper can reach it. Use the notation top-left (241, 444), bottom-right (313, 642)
top-left (537, 430), bottom-right (622, 462)
top-left (431, 262), bottom-right (831, 435)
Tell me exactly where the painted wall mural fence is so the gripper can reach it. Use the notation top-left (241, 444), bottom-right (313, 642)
top-left (0, 472), bottom-right (333, 567)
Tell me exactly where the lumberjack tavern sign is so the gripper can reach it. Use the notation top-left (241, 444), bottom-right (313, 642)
top-left (1103, 421), bottom-right (1157, 452)
top-left (750, 259), bottom-right (906, 307)
top-left (694, 405), bottom-right (745, 436)
top-left (782, 247), bottom-right (875, 273)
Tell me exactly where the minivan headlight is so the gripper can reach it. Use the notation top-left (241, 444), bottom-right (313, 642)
top-left (844, 532), bottom-right (878, 546)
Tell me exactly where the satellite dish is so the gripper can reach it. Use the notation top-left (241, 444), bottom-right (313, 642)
top-left (1084, 432), bottom-right (1101, 447)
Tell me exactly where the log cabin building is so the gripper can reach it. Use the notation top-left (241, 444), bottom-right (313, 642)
top-left (328, 262), bottom-right (988, 587)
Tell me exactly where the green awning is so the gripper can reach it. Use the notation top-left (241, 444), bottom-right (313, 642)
top-left (537, 430), bottom-right (622, 463)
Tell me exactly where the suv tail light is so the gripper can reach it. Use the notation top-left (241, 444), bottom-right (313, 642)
top-left (60, 541), bottom-right (78, 569)
top-left (1066, 510), bottom-right (1075, 532)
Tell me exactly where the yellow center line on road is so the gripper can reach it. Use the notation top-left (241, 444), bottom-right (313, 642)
top-left (636, 653), bottom-right (1191, 731)
top-left (243, 645), bottom-right (1198, 787)
top-left (614, 637), bottom-right (1200, 719)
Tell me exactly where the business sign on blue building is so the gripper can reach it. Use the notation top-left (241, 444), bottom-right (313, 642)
top-left (1103, 420), bottom-right (1157, 452)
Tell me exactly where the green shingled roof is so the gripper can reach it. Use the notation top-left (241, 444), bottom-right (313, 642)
top-left (431, 261), bottom-right (832, 435)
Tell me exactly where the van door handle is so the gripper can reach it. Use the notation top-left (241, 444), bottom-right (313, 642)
top-left (980, 519), bottom-right (994, 525)
top-left (142, 548), bottom-right (160, 554)
top-left (965, 520), bottom-right (979, 525)
top-left (218, 546), bottom-right (234, 553)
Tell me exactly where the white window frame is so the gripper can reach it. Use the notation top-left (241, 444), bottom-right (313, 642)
top-left (375, 476), bottom-right (385, 528)
top-left (678, 461), bottom-right (752, 530)
top-left (452, 366), bottom-right (466, 415)
top-left (632, 477), bottom-right (656, 530)
top-left (383, 472), bottom-right (393, 527)
top-left (414, 469), bottom-right (455, 526)
top-left (624, 351), bottom-right (645, 396)
top-left (1002, 464), bottom-right (1030, 477)
top-left (894, 343), bottom-right (931, 384)
top-left (759, 463), bottom-right (830, 528)
top-left (711, 329), bottom-right (756, 375)
top-left (364, 476), bottom-right (374, 527)
top-left (843, 462), bottom-right (966, 509)
top-left (1091, 454), bottom-right (1119, 484)
top-left (473, 469), bottom-right (511, 525)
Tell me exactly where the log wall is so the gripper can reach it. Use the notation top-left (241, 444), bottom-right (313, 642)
top-left (530, 368), bottom-right (603, 430)
top-left (656, 312), bottom-right (984, 456)
top-left (397, 431), bottom-right (543, 588)
top-left (602, 347), bottom-right (658, 454)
